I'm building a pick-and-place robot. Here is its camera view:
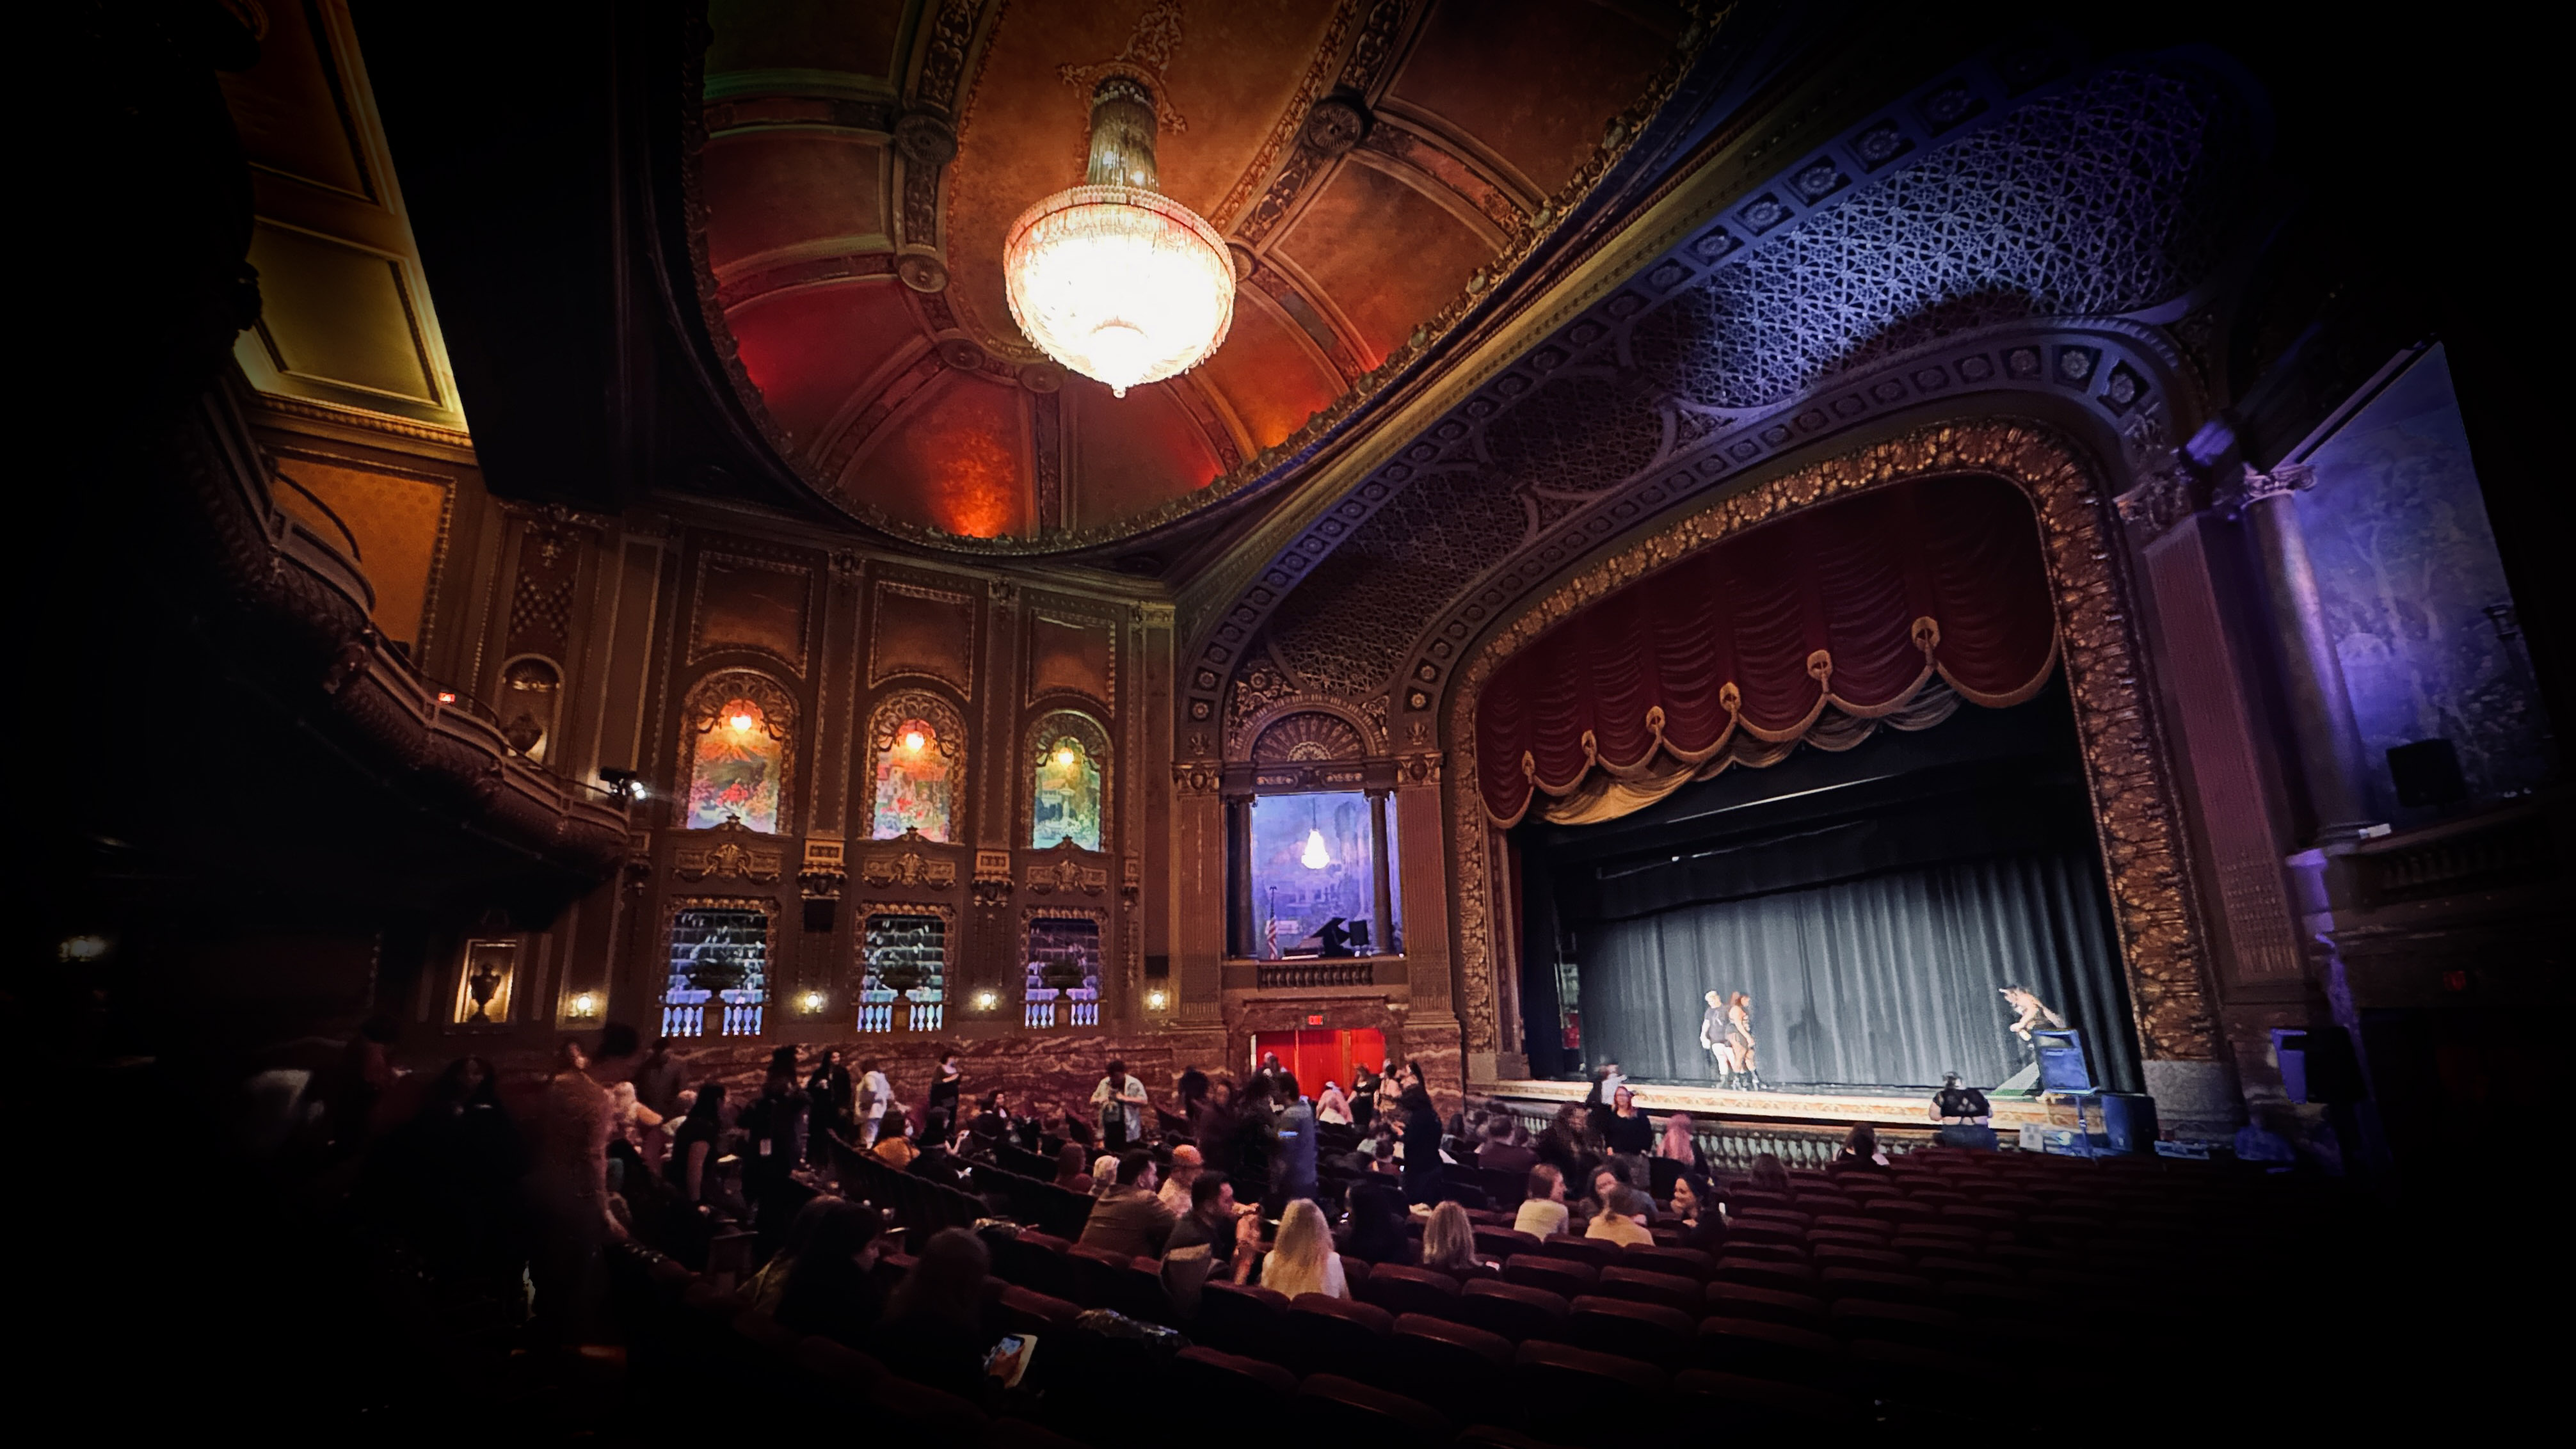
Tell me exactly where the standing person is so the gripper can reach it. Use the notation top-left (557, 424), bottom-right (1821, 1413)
top-left (1655, 1110), bottom-right (1711, 1179)
top-left (632, 1036), bottom-right (686, 1120)
top-left (527, 1022), bottom-right (640, 1347)
top-left (804, 1048), bottom-right (853, 1163)
top-left (1700, 991), bottom-right (1742, 1087)
top-left (1229, 1076), bottom-right (1276, 1210)
top-left (1253, 1050), bottom-right (1284, 1101)
top-left (1175, 1062), bottom-right (1210, 1119)
top-left (665, 1083), bottom-right (728, 1206)
top-left (1092, 1059), bottom-right (1147, 1153)
top-left (1269, 1073), bottom-right (1319, 1210)
top-left (1476, 1116), bottom-right (1537, 1175)
top-left (737, 1068), bottom-right (809, 1256)
top-left (1930, 1071), bottom-right (1997, 1148)
top-left (1349, 1060), bottom-right (1382, 1132)
top-left (927, 1048), bottom-right (964, 1122)
top-left (1192, 1077), bottom-right (1240, 1174)
top-left (1398, 1080), bottom-right (1446, 1207)
top-left (1603, 1085), bottom-right (1653, 1156)
top-left (1728, 994), bottom-right (1764, 1090)
top-left (856, 1057), bottom-right (892, 1146)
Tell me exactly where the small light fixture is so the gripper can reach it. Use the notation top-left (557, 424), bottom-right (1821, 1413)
top-left (436, 691), bottom-right (457, 705)
top-left (904, 729), bottom-right (927, 752)
top-left (1146, 988), bottom-right (1168, 1011)
top-left (799, 990), bottom-right (826, 1014)
top-left (730, 712), bottom-right (756, 732)
top-left (59, 934), bottom-right (111, 963)
top-left (1302, 826), bottom-right (1331, 870)
top-left (1053, 746), bottom-right (1076, 767)
top-left (974, 988), bottom-right (999, 1011)
top-left (568, 991), bottom-right (598, 1019)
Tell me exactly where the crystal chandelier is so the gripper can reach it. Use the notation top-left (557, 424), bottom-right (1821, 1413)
top-left (1004, 75), bottom-right (1234, 397)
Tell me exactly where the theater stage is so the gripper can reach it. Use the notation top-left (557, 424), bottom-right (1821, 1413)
top-left (1489, 1077), bottom-right (2078, 1133)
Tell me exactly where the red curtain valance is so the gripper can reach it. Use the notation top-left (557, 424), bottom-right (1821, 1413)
top-left (1476, 474), bottom-right (2058, 825)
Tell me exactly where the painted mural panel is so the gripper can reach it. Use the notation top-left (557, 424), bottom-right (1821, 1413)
top-left (685, 698), bottom-right (785, 831)
top-left (2300, 346), bottom-right (2557, 820)
top-left (872, 718), bottom-right (954, 840)
top-left (1031, 735), bottom-right (1103, 850)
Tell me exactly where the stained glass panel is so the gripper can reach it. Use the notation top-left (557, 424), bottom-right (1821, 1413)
top-left (685, 698), bottom-right (783, 832)
top-left (872, 718), bottom-right (953, 840)
top-left (1031, 735), bottom-right (1103, 850)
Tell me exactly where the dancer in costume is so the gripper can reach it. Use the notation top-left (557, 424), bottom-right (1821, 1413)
top-left (1727, 992), bottom-right (1764, 1090)
top-left (1699, 990), bottom-right (1743, 1087)
top-left (2000, 986), bottom-right (2065, 1044)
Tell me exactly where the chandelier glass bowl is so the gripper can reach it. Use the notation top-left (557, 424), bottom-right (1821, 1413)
top-left (1003, 76), bottom-right (1233, 397)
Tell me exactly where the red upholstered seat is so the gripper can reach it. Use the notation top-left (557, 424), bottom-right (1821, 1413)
top-left (1475, 1226), bottom-right (1544, 1261)
top-left (1713, 1258), bottom-right (1816, 1293)
top-left (1827, 1297), bottom-right (1958, 1347)
top-left (1460, 1278), bottom-right (1573, 1343)
top-left (998, 1285), bottom-right (1080, 1333)
top-left (1672, 1369), bottom-right (1860, 1427)
top-left (1694, 1317), bottom-right (1846, 1386)
top-left (1736, 1206), bottom-right (1813, 1229)
top-left (1596, 1265), bottom-right (1703, 1314)
top-left (870, 1375), bottom-right (989, 1433)
top-left (1173, 1343), bottom-right (1297, 1411)
top-left (1818, 1267), bottom-right (1939, 1306)
top-left (1503, 1253), bottom-right (1599, 1297)
top-left (989, 1234), bottom-right (1077, 1302)
top-left (1804, 1229), bottom-right (1889, 1254)
top-left (1809, 1213), bottom-right (1889, 1237)
top-left (1720, 1241), bottom-right (1810, 1265)
top-left (1060, 1245), bottom-right (1129, 1308)
top-left (1195, 1281), bottom-right (1291, 1359)
top-left (1940, 1280), bottom-right (2055, 1333)
top-left (1283, 1293), bottom-right (1395, 1377)
top-left (792, 1336), bottom-right (886, 1390)
top-left (1569, 1295), bottom-right (1696, 1369)
top-left (1354, 1262), bottom-right (1462, 1318)
top-left (1724, 1221), bottom-right (1805, 1248)
top-left (1295, 1374), bottom-right (1450, 1435)
top-left (1626, 1245), bottom-right (1714, 1281)
top-left (1516, 1340), bottom-right (1670, 1439)
top-left (1811, 1244), bottom-right (1910, 1272)
top-left (1537, 1235), bottom-right (1626, 1269)
top-left (1391, 1313), bottom-right (1516, 1423)
top-left (1704, 1281), bottom-right (1830, 1331)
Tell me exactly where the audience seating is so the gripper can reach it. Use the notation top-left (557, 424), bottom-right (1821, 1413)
top-left (1388, 1314), bottom-right (1515, 1421)
top-left (1297, 1373), bottom-right (1450, 1434)
top-left (1353, 1261), bottom-right (1461, 1317)
top-left (1695, 1317), bottom-right (1844, 1386)
top-left (1501, 1253), bottom-right (1596, 1297)
top-left (1594, 1265), bottom-right (1701, 1313)
top-left (1460, 1278), bottom-right (1573, 1343)
top-left (1672, 1369), bottom-right (1860, 1429)
top-left (1281, 1293), bottom-right (1393, 1377)
top-left (1516, 1340), bottom-right (1668, 1444)
top-left (1567, 1295), bottom-right (1694, 1369)
top-left (1196, 1281), bottom-right (1290, 1359)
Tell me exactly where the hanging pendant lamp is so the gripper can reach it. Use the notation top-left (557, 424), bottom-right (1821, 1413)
top-left (1003, 74), bottom-right (1235, 397)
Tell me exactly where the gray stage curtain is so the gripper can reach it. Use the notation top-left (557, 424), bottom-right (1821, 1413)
top-left (1580, 849), bottom-right (2138, 1093)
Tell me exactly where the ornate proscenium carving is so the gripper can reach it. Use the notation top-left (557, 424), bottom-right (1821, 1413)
top-left (800, 837), bottom-right (847, 901)
top-left (1447, 420), bottom-right (2223, 1069)
top-left (860, 828), bottom-right (959, 890)
top-left (675, 819), bottom-right (785, 883)
top-left (972, 849), bottom-right (1015, 908)
top-left (1027, 838), bottom-right (1110, 897)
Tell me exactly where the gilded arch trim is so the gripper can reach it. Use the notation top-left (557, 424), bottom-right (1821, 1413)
top-left (1444, 420), bottom-right (2220, 1070)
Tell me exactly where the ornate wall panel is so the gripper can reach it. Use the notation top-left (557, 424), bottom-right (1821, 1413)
top-left (870, 577), bottom-right (979, 694)
top-left (1028, 611), bottom-right (1116, 707)
top-left (1446, 422), bottom-right (2223, 1068)
top-left (690, 552), bottom-right (813, 674)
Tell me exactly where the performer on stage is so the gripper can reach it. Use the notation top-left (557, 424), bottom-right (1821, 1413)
top-left (2000, 986), bottom-right (2066, 1045)
top-left (1727, 992), bottom-right (1764, 1090)
top-left (1698, 991), bottom-right (1742, 1086)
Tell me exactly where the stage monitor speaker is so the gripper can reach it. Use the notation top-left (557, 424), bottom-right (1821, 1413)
top-left (2032, 1029), bottom-right (2093, 1093)
top-left (2100, 1093), bottom-right (2157, 1153)
top-left (2387, 738), bottom-right (2466, 808)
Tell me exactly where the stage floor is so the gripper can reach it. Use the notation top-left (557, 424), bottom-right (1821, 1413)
top-left (1489, 1077), bottom-right (2073, 1130)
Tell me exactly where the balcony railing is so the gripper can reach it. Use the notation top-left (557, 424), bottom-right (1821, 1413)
top-left (1257, 959), bottom-right (1377, 989)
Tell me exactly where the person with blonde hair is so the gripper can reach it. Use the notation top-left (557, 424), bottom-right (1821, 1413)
top-left (1259, 1198), bottom-right (1347, 1299)
top-left (1420, 1200), bottom-right (1491, 1275)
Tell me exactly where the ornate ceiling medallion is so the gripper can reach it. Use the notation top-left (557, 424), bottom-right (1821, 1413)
top-left (1003, 74), bottom-right (1235, 397)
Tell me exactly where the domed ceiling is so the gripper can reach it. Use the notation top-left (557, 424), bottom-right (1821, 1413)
top-left (689, 0), bottom-right (1693, 552)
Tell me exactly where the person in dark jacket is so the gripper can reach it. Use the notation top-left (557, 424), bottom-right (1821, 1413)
top-left (867, 1228), bottom-right (998, 1404)
top-left (804, 1048), bottom-right (853, 1164)
top-left (737, 1071), bottom-right (810, 1256)
top-left (774, 1201), bottom-right (887, 1346)
top-left (1228, 1077), bottom-right (1276, 1208)
top-left (1268, 1072), bottom-right (1319, 1210)
top-left (1398, 1082), bottom-right (1446, 1206)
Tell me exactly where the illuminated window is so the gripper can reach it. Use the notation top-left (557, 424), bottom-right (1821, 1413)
top-left (860, 913), bottom-right (947, 1034)
top-left (1031, 732), bottom-right (1103, 851)
top-left (869, 691), bottom-right (963, 840)
top-left (683, 678), bottom-right (790, 833)
top-left (664, 905), bottom-right (769, 1037)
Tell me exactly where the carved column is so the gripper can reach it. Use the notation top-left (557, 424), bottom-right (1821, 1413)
top-left (1224, 794), bottom-right (1255, 959)
top-left (2235, 464), bottom-right (2382, 842)
top-left (1366, 788), bottom-right (1395, 956)
top-left (1172, 762), bottom-right (1226, 1026)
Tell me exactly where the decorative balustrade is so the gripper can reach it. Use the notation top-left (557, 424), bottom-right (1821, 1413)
top-left (1257, 959), bottom-right (1377, 989)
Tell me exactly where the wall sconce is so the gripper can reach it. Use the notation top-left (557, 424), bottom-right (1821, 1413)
top-left (567, 991), bottom-right (600, 1020)
top-left (973, 988), bottom-right (1000, 1012)
top-left (58, 934), bottom-right (111, 963)
top-left (1146, 988), bottom-right (1169, 1012)
top-left (798, 990), bottom-right (828, 1014)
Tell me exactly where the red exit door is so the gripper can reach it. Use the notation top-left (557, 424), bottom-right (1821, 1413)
top-left (1249, 1028), bottom-right (1386, 1100)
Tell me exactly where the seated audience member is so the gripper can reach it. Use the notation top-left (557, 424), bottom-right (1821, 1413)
top-left (872, 1113), bottom-right (918, 1170)
top-left (1261, 1199), bottom-right (1347, 1299)
top-left (1090, 1153), bottom-right (1120, 1197)
top-left (774, 1201), bottom-right (887, 1347)
top-left (1930, 1072), bottom-right (1998, 1148)
top-left (908, 1109), bottom-right (969, 1189)
top-left (1654, 1111), bottom-right (1709, 1177)
top-left (1162, 1171), bottom-right (1261, 1315)
top-left (1344, 1180), bottom-right (1413, 1265)
top-left (1668, 1178), bottom-right (1725, 1251)
top-left (1602, 1085), bottom-right (1654, 1156)
top-left (1585, 1185), bottom-right (1657, 1247)
top-left (1576, 1164), bottom-right (1622, 1228)
top-left (1080, 1150), bottom-right (1176, 1258)
top-left (1421, 1201), bottom-right (1492, 1275)
top-left (1514, 1164), bottom-right (1571, 1238)
top-left (747, 1196), bottom-right (833, 1315)
top-left (1745, 1152), bottom-right (1791, 1195)
top-left (1316, 1080), bottom-right (1352, 1126)
top-left (966, 1093), bottom-right (1011, 1153)
top-left (1053, 1142), bottom-right (1094, 1195)
top-left (1156, 1144), bottom-right (1204, 1214)
top-left (1476, 1116), bottom-right (1539, 1175)
top-left (1832, 1123), bottom-right (1891, 1171)
top-left (867, 1227), bottom-right (995, 1403)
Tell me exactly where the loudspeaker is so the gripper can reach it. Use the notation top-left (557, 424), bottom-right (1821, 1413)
top-left (2387, 738), bottom-right (2467, 807)
top-left (2100, 1093), bottom-right (2157, 1153)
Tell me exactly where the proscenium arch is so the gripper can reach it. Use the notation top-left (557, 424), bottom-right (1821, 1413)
top-left (1440, 419), bottom-right (2221, 1080)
